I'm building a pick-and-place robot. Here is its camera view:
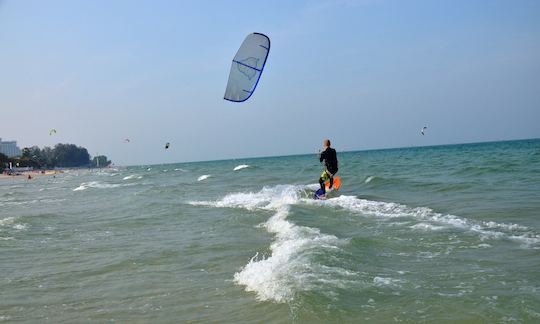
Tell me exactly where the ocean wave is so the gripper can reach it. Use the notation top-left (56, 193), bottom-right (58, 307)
top-left (410, 223), bottom-right (445, 231)
top-left (433, 182), bottom-right (475, 192)
top-left (73, 181), bottom-right (127, 191)
top-left (234, 206), bottom-right (344, 302)
top-left (39, 187), bottom-right (54, 192)
top-left (233, 164), bottom-right (250, 171)
top-left (362, 175), bottom-right (405, 187)
top-left (189, 183), bottom-right (539, 303)
top-left (373, 276), bottom-right (406, 288)
top-left (0, 198), bottom-right (66, 207)
top-left (190, 185), bottom-right (303, 210)
top-left (190, 184), bottom-right (351, 303)
top-left (122, 174), bottom-right (142, 180)
top-left (0, 217), bottom-right (15, 227)
top-left (0, 217), bottom-right (27, 230)
top-left (364, 176), bottom-right (376, 183)
top-left (318, 195), bottom-right (539, 248)
top-left (197, 175), bottom-right (211, 182)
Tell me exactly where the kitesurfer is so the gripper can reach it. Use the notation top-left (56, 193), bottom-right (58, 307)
top-left (318, 139), bottom-right (338, 198)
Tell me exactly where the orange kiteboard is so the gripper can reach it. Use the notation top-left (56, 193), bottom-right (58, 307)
top-left (325, 176), bottom-right (341, 191)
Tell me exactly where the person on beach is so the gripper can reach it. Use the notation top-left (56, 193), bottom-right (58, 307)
top-left (318, 139), bottom-right (338, 198)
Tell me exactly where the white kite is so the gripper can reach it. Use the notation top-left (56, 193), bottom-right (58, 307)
top-left (224, 33), bottom-right (270, 102)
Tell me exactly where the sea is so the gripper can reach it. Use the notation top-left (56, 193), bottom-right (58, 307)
top-left (1, 139), bottom-right (539, 323)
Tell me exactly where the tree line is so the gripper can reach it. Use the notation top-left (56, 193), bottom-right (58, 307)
top-left (1, 143), bottom-right (111, 172)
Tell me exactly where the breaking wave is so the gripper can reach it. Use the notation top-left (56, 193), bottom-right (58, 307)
top-left (73, 181), bottom-right (130, 191)
top-left (317, 195), bottom-right (539, 248)
top-left (190, 184), bottom-right (353, 303)
top-left (189, 182), bottom-right (539, 303)
top-left (233, 164), bottom-right (250, 171)
top-left (197, 175), bottom-right (211, 182)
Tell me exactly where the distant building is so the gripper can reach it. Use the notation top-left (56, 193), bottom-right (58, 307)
top-left (0, 138), bottom-right (22, 157)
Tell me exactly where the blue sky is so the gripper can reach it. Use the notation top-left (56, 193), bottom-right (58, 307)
top-left (1, 0), bottom-right (539, 165)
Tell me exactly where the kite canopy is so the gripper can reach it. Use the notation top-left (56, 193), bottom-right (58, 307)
top-left (224, 32), bottom-right (270, 102)
top-left (165, 142), bottom-right (170, 149)
top-left (421, 126), bottom-right (428, 135)
top-left (49, 129), bottom-right (57, 136)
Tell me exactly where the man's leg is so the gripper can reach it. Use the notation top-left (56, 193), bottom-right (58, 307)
top-left (319, 170), bottom-right (329, 195)
top-left (319, 177), bottom-right (326, 194)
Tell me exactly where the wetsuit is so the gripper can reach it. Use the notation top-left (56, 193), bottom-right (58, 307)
top-left (319, 147), bottom-right (338, 194)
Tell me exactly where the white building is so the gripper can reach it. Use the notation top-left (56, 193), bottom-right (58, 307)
top-left (0, 138), bottom-right (22, 157)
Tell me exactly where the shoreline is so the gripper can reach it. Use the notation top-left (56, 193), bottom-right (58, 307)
top-left (0, 170), bottom-right (64, 180)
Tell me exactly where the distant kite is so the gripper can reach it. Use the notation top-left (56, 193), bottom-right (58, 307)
top-left (124, 138), bottom-right (130, 143)
top-left (165, 142), bottom-right (170, 149)
top-left (421, 126), bottom-right (428, 136)
top-left (224, 33), bottom-right (270, 102)
top-left (49, 129), bottom-right (57, 136)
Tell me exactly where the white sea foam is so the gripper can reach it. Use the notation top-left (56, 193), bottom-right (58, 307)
top-left (190, 185), bottom-right (540, 302)
top-left (233, 164), bottom-right (250, 171)
top-left (319, 195), bottom-right (539, 248)
top-left (410, 223), bottom-right (445, 231)
top-left (197, 175), bottom-right (211, 182)
top-left (190, 185), bottom-right (302, 210)
top-left (0, 217), bottom-right (15, 227)
top-left (73, 181), bottom-right (125, 191)
top-left (0, 217), bottom-right (27, 230)
top-left (233, 206), bottom-right (342, 302)
top-left (12, 224), bottom-right (27, 230)
top-left (174, 168), bottom-right (186, 172)
top-left (122, 174), bottom-right (141, 180)
top-left (365, 176), bottom-right (375, 183)
top-left (190, 184), bottom-right (350, 303)
top-left (373, 276), bottom-right (405, 288)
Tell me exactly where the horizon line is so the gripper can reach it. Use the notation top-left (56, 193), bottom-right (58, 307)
top-left (122, 136), bottom-right (539, 167)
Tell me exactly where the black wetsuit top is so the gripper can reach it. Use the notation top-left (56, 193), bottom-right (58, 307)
top-left (320, 148), bottom-right (338, 174)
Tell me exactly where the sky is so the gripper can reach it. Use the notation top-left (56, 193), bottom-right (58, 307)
top-left (1, 0), bottom-right (539, 165)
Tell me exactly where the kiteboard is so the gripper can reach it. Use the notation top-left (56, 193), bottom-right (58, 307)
top-left (314, 176), bottom-right (341, 200)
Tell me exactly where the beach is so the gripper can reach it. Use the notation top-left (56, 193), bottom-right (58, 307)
top-left (1, 139), bottom-right (539, 322)
top-left (0, 170), bottom-right (64, 180)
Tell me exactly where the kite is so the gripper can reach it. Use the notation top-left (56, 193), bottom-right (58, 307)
top-left (224, 33), bottom-right (270, 102)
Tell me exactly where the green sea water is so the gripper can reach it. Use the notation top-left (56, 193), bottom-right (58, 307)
top-left (1, 139), bottom-right (539, 323)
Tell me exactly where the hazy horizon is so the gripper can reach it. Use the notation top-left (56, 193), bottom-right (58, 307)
top-left (125, 136), bottom-right (540, 166)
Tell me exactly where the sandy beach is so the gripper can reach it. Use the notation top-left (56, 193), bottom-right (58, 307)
top-left (0, 170), bottom-right (63, 180)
